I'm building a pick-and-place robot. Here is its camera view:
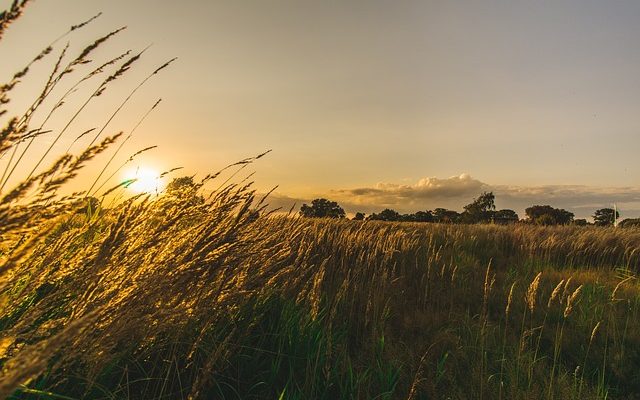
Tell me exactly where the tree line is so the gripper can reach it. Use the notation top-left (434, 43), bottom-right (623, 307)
top-left (98, 176), bottom-right (640, 228)
top-left (299, 192), bottom-right (639, 227)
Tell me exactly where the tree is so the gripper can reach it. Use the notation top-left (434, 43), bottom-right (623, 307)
top-left (620, 218), bottom-right (640, 228)
top-left (525, 205), bottom-right (574, 225)
top-left (573, 219), bottom-right (588, 226)
top-left (593, 208), bottom-right (619, 226)
top-left (352, 212), bottom-right (365, 221)
top-left (432, 208), bottom-right (461, 224)
top-left (493, 209), bottom-right (519, 224)
top-left (410, 210), bottom-right (434, 223)
top-left (535, 213), bottom-right (556, 226)
top-left (555, 209), bottom-right (576, 225)
top-left (300, 198), bottom-right (345, 218)
top-left (165, 176), bottom-right (204, 205)
top-left (166, 176), bottom-right (198, 194)
top-left (399, 211), bottom-right (433, 223)
top-left (463, 192), bottom-right (496, 223)
top-left (368, 209), bottom-right (401, 221)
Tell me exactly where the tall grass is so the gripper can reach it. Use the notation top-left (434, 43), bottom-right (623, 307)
top-left (2, 216), bottom-right (639, 399)
top-left (1, 4), bottom-right (640, 399)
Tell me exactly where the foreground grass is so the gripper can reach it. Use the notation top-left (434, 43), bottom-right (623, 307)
top-left (1, 194), bottom-right (639, 399)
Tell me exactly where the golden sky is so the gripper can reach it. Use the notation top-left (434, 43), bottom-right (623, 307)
top-left (1, 0), bottom-right (640, 218)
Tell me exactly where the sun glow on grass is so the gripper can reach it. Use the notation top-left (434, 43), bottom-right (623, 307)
top-left (124, 167), bottom-right (164, 194)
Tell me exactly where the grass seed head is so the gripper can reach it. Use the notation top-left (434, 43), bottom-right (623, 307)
top-left (564, 284), bottom-right (583, 318)
top-left (525, 272), bottom-right (542, 313)
top-left (547, 279), bottom-right (565, 308)
top-left (505, 281), bottom-right (516, 319)
top-left (590, 321), bottom-right (602, 343)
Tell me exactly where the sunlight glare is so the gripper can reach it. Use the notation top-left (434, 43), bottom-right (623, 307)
top-left (124, 167), bottom-right (164, 194)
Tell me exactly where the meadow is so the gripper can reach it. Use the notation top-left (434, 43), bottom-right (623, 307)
top-left (1, 199), bottom-right (639, 399)
top-left (1, 4), bottom-right (640, 399)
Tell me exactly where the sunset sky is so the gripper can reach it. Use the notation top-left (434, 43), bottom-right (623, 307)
top-left (1, 0), bottom-right (640, 218)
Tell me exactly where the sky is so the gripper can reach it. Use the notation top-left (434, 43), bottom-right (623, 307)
top-left (1, 0), bottom-right (640, 219)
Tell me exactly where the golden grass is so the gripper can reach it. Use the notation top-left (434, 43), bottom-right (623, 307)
top-left (1, 192), bottom-right (640, 399)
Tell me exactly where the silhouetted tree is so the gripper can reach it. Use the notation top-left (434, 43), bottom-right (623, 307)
top-left (525, 205), bottom-right (574, 225)
top-left (556, 209), bottom-right (575, 225)
top-left (620, 218), bottom-right (640, 228)
top-left (493, 209), bottom-right (519, 224)
top-left (410, 210), bottom-right (434, 223)
top-left (352, 212), bottom-right (366, 221)
top-left (463, 192), bottom-right (496, 223)
top-left (300, 198), bottom-right (345, 218)
top-left (432, 208), bottom-right (461, 224)
top-left (573, 219), bottom-right (588, 226)
top-left (368, 208), bottom-right (402, 221)
top-left (166, 176), bottom-right (197, 193)
top-left (166, 176), bottom-right (204, 205)
top-left (593, 208), bottom-right (619, 226)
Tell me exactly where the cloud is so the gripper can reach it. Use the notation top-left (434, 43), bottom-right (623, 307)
top-left (331, 174), bottom-right (488, 211)
top-left (493, 184), bottom-right (640, 218)
top-left (262, 175), bottom-right (640, 219)
top-left (262, 174), bottom-right (488, 215)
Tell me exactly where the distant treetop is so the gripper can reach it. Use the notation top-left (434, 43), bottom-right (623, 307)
top-left (300, 198), bottom-right (346, 219)
top-left (593, 208), bottom-right (619, 227)
top-left (525, 205), bottom-right (574, 225)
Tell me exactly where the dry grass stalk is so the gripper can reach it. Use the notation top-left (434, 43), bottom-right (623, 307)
top-left (547, 279), bottom-right (565, 308)
top-left (564, 285), bottom-right (584, 318)
top-left (525, 272), bottom-right (542, 313)
top-left (611, 276), bottom-right (633, 301)
top-left (505, 282), bottom-right (516, 319)
top-left (0, 0), bottom-right (29, 41)
top-left (561, 277), bottom-right (573, 304)
top-left (589, 321), bottom-right (602, 343)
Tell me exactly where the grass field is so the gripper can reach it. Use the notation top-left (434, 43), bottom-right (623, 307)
top-left (1, 192), bottom-right (639, 399)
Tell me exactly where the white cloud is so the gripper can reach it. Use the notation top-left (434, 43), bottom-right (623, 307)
top-left (331, 174), bottom-right (487, 211)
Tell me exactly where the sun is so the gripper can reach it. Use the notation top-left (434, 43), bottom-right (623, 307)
top-left (124, 167), bottom-right (164, 194)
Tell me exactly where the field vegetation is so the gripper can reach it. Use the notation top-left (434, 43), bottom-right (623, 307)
top-left (1, 3), bottom-right (640, 399)
top-left (1, 204), bottom-right (640, 399)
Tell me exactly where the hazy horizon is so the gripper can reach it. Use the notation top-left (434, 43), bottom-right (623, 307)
top-left (1, 0), bottom-right (639, 219)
